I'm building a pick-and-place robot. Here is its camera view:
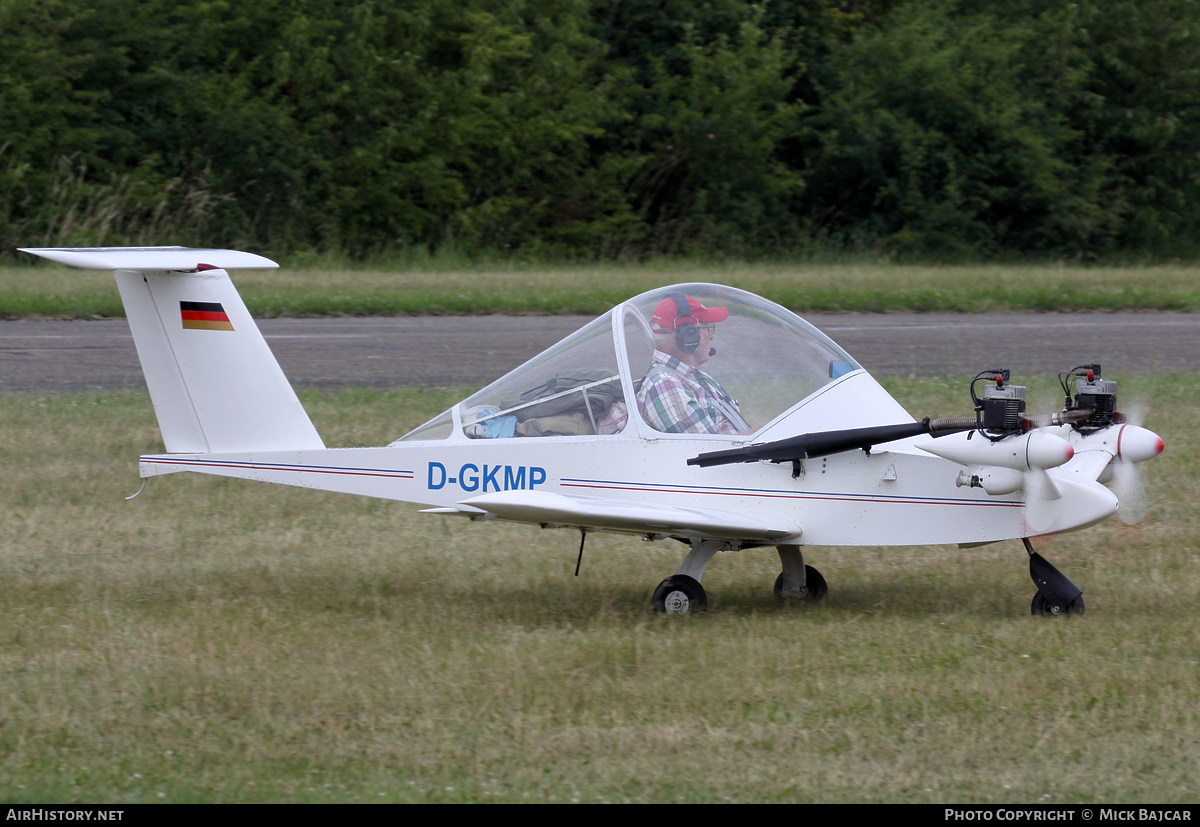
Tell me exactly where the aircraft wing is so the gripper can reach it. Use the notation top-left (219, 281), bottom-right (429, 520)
top-left (1054, 448), bottom-right (1113, 484)
top-left (429, 490), bottom-right (802, 542)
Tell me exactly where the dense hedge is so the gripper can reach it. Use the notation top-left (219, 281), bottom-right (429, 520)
top-left (3, 0), bottom-right (1199, 260)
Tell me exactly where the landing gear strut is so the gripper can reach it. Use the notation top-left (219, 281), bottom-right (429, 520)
top-left (773, 568), bottom-right (827, 602)
top-left (1024, 538), bottom-right (1085, 616)
top-left (774, 545), bottom-right (827, 603)
top-left (651, 541), bottom-right (829, 614)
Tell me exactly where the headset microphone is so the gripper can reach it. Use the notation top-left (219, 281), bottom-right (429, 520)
top-left (709, 348), bottom-right (716, 357)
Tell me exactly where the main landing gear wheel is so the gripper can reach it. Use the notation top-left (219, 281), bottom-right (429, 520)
top-left (1031, 592), bottom-right (1085, 617)
top-left (774, 565), bottom-right (828, 602)
top-left (652, 575), bottom-right (708, 615)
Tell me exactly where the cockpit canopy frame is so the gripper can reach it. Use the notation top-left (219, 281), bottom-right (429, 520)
top-left (393, 283), bottom-right (861, 444)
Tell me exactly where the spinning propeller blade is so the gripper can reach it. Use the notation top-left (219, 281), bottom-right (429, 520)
top-left (1024, 467), bottom-right (1062, 501)
top-left (1110, 409), bottom-right (1164, 525)
top-left (1112, 457), bottom-right (1147, 525)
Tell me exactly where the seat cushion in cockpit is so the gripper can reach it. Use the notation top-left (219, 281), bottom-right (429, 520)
top-left (515, 412), bottom-right (595, 437)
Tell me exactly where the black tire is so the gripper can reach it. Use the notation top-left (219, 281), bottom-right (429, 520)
top-left (1031, 591), bottom-right (1085, 617)
top-left (652, 575), bottom-right (708, 615)
top-left (773, 565), bottom-right (828, 602)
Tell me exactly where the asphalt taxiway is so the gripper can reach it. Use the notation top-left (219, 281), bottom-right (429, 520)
top-left (1, 312), bottom-right (1195, 392)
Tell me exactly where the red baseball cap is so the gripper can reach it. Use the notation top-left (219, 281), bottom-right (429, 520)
top-left (650, 295), bottom-right (729, 332)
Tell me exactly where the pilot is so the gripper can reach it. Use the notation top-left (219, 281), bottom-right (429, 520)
top-left (637, 293), bottom-right (752, 435)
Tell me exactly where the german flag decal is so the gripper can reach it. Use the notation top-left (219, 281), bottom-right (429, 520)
top-left (180, 301), bottom-right (235, 331)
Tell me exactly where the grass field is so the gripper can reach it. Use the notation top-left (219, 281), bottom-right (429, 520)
top-left (3, 261), bottom-right (1200, 318)
top-left (1, 377), bottom-right (1197, 803)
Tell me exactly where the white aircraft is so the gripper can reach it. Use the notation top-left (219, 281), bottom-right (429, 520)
top-left (21, 246), bottom-right (1165, 617)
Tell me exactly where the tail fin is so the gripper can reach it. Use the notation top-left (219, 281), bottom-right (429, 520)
top-left (20, 247), bottom-right (324, 453)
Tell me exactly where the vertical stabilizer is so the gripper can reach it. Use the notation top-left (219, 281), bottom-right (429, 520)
top-left (20, 247), bottom-right (324, 453)
top-left (114, 266), bottom-right (324, 452)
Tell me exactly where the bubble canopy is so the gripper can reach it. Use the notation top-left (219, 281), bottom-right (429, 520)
top-left (394, 284), bottom-right (860, 443)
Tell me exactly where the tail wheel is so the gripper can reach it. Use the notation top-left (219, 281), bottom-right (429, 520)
top-left (773, 565), bottom-right (828, 602)
top-left (652, 575), bottom-right (708, 615)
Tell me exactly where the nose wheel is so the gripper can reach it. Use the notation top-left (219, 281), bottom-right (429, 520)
top-left (1023, 538), bottom-right (1084, 617)
top-left (1031, 591), bottom-right (1085, 616)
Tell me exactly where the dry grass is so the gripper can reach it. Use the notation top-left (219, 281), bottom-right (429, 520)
top-left (0, 377), bottom-right (1197, 803)
top-left (3, 261), bottom-right (1200, 317)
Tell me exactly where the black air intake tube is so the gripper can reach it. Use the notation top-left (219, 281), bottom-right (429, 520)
top-left (687, 418), bottom-right (972, 468)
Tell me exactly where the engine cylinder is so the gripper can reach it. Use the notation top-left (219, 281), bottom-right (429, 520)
top-left (1073, 377), bottom-right (1118, 429)
top-left (982, 383), bottom-right (1026, 431)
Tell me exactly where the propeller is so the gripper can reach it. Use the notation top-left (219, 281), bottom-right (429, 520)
top-left (1109, 400), bottom-right (1163, 525)
top-left (1020, 407), bottom-right (1162, 522)
top-left (1112, 452), bottom-right (1146, 524)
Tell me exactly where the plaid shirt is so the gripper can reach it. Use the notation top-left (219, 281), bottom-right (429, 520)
top-left (637, 350), bottom-right (743, 435)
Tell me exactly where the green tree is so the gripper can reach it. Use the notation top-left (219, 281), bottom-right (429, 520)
top-left (623, 17), bottom-right (805, 254)
top-left (1062, 0), bottom-right (1200, 252)
top-left (796, 2), bottom-right (1097, 256)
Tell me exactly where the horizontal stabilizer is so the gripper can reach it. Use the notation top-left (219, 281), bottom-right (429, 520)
top-left (459, 490), bottom-right (801, 541)
top-left (19, 246), bottom-right (277, 271)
